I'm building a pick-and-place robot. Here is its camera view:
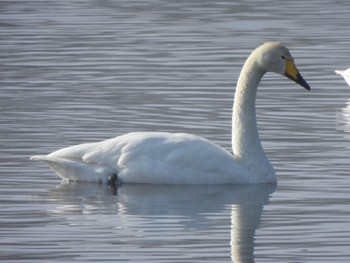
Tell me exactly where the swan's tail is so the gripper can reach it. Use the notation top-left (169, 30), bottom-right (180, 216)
top-left (30, 155), bottom-right (117, 183)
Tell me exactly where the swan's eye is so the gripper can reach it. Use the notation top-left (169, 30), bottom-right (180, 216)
top-left (281, 55), bottom-right (286, 60)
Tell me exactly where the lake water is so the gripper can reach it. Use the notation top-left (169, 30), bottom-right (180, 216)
top-left (1, 0), bottom-right (350, 262)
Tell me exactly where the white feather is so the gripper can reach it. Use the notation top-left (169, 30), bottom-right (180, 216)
top-left (335, 68), bottom-right (350, 87)
top-left (31, 42), bottom-right (310, 184)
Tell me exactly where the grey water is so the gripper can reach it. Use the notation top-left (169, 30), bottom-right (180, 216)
top-left (1, 0), bottom-right (350, 262)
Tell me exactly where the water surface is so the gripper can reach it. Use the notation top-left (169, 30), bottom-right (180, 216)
top-left (1, 0), bottom-right (350, 262)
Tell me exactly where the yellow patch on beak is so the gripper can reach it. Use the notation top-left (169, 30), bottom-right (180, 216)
top-left (284, 59), bottom-right (310, 90)
top-left (285, 59), bottom-right (299, 80)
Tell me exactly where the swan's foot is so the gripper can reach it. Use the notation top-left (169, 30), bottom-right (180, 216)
top-left (107, 174), bottom-right (119, 186)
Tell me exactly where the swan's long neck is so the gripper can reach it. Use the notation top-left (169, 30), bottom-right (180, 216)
top-left (232, 55), bottom-right (274, 178)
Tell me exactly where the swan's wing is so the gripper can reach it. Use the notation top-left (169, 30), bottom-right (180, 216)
top-left (110, 132), bottom-right (250, 184)
top-left (31, 132), bottom-right (250, 184)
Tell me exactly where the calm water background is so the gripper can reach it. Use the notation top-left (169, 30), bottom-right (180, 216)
top-left (1, 0), bottom-right (350, 262)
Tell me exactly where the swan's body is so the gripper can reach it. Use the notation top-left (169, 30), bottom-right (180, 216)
top-left (335, 68), bottom-right (350, 87)
top-left (31, 42), bottom-right (310, 184)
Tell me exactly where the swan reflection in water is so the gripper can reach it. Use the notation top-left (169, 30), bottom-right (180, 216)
top-left (336, 97), bottom-right (350, 144)
top-left (46, 182), bottom-right (276, 262)
top-left (338, 101), bottom-right (350, 131)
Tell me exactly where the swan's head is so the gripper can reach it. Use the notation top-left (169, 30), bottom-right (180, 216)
top-left (256, 42), bottom-right (310, 90)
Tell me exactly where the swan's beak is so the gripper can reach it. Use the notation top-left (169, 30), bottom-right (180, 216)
top-left (284, 59), bottom-right (311, 90)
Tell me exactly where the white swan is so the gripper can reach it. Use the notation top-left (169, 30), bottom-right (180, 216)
top-left (31, 42), bottom-right (310, 184)
top-left (335, 68), bottom-right (350, 87)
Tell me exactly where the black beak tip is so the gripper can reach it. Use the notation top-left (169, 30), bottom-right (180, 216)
top-left (303, 82), bottom-right (311, 91)
top-left (298, 74), bottom-right (311, 91)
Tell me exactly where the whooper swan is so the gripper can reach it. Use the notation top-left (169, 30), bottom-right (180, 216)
top-left (31, 42), bottom-right (310, 185)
